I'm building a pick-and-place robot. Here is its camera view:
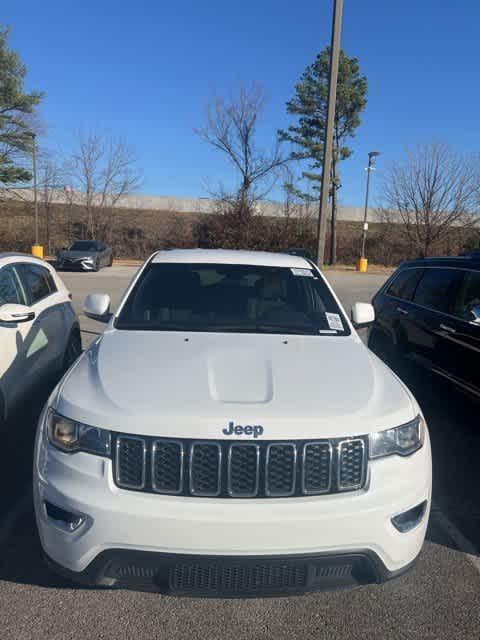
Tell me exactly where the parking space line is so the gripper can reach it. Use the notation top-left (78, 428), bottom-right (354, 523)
top-left (0, 487), bottom-right (32, 547)
top-left (432, 501), bottom-right (480, 574)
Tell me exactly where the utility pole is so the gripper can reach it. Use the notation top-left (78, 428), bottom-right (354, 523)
top-left (359, 150), bottom-right (380, 267)
top-left (32, 132), bottom-right (39, 246)
top-left (316, 0), bottom-right (344, 266)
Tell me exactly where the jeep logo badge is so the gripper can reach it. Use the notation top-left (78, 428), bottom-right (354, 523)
top-left (222, 421), bottom-right (264, 438)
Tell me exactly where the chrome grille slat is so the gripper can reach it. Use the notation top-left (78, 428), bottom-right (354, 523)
top-left (337, 439), bottom-right (367, 491)
top-left (189, 442), bottom-right (222, 497)
top-left (113, 436), bottom-right (368, 497)
top-left (116, 436), bottom-right (147, 489)
top-left (227, 443), bottom-right (260, 497)
top-left (302, 442), bottom-right (333, 495)
top-left (151, 439), bottom-right (184, 494)
top-left (265, 443), bottom-right (297, 497)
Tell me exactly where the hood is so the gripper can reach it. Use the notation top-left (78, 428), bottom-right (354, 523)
top-left (57, 330), bottom-right (417, 440)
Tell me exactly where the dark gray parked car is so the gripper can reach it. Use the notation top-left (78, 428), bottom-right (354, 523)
top-left (57, 240), bottom-right (113, 272)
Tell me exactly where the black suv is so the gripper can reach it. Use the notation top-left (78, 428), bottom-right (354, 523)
top-left (369, 256), bottom-right (480, 398)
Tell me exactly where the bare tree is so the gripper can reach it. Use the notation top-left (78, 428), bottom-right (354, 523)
top-left (38, 154), bottom-right (65, 254)
top-left (380, 143), bottom-right (480, 257)
top-left (68, 132), bottom-right (142, 240)
top-left (196, 86), bottom-right (286, 215)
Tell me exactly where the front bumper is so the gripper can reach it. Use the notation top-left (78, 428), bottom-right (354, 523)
top-left (43, 548), bottom-right (418, 596)
top-left (58, 258), bottom-right (95, 271)
top-left (34, 422), bottom-right (431, 595)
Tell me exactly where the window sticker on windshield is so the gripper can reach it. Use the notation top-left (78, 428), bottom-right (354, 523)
top-left (291, 268), bottom-right (314, 277)
top-left (325, 312), bottom-right (344, 331)
top-left (319, 329), bottom-right (337, 334)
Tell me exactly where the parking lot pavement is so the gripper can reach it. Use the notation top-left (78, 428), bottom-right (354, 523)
top-left (0, 267), bottom-right (479, 640)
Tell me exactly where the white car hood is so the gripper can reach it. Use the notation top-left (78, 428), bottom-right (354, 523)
top-left (57, 330), bottom-right (416, 439)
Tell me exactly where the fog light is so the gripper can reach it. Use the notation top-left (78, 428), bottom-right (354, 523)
top-left (391, 501), bottom-right (427, 533)
top-left (44, 501), bottom-right (85, 532)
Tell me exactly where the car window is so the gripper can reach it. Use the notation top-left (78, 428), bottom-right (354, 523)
top-left (412, 268), bottom-right (459, 313)
top-left (116, 263), bottom-right (351, 336)
top-left (45, 271), bottom-right (58, 294)
top-left (19, 264), bottom-right (55, 305)
top-left (386, 268), bottom-right (423, 301)
top-left (69, 241), bottom-right (98, 251)
top-left (0, 265), bottom-right (27, 306)
top-left (452, 270), bottom-right (480, 322)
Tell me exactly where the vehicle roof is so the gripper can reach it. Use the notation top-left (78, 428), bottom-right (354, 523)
top-left (399, 256), bottom-right (480, 271)
top-left (0, 252), bottom-right (29, 259)
top-left (0, 251), bottom-right (48, 264)
top-left (151, 248), bottom-right (312, 269)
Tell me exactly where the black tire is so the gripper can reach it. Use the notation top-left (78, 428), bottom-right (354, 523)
top-left (108, 254), bottom-right (113, 267)
top-left (63, 330), bottom-right (82, 372)
top-left (93, 259), bottom-right (100, 272)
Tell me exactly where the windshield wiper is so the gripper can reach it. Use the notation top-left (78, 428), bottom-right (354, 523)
top-left (254, 323), bottom-right (319, 335)
top-left (185, 323), bottom-right (320, 335)
top-left (116, 321), bottom-right (334, 335)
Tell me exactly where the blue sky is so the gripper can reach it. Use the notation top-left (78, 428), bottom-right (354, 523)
top-left (3, 0), bottom-right (480, 206)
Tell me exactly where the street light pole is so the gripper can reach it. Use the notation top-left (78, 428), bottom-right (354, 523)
top-left (316, 0), bottom-right (344, 266)
top-left (360, 151), bottom-right (380, 262)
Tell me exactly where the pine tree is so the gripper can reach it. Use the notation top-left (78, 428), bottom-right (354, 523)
top-left (0, 27), bottom-right (43, 185)
top-left (279, 48), bottom-right (367, 263)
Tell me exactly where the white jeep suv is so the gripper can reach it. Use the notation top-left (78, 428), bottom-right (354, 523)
top-left (0, 252), bottom-right (81, 425)
top-left (34, 250), bottom-right (431, 596)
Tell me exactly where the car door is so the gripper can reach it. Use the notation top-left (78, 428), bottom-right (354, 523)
top-left (0, 263), bottom-right (34, 412)
top-left (99, 242), bottom-right (109, 267)
top-left (401, 267), bottom-right (462, 371)
top-left (436, 269), bottom-right (480, 394)
top-left (17, 263), bottom-right (66, 380)
top-left (374, 267), bottom-right (424, 355)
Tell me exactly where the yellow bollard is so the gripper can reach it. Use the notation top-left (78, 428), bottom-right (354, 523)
top-left (32, 244), bottom-right (44, 259)
top-left (357, 257), bottom-right (368, 273)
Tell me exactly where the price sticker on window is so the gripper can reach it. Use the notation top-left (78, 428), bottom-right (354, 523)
top-left (325, 313), bottom-right (344, 331)
top-left (291, 268), bottom-right (314, 278)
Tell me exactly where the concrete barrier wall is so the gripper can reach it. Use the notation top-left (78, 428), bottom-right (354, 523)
top-left (1, 189), bottom-right (391, 222)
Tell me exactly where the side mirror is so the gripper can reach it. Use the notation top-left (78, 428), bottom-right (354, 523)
top-left (84, 293), bottom-right (111, 322)
top-left (469, 305), bottom-right (480, 324)
top-left (0, 304), bottom-right (35, 324)
top-left (351, 302), bottom-right (375, 329)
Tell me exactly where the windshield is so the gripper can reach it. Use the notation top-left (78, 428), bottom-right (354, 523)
top-left (69, 241), bottom-right (98, 251)
top-left (115, 263), bottom-right (350, 336)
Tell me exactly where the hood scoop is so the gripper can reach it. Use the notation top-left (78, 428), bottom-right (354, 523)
top-left (207, 348), bottom-right (273, 404)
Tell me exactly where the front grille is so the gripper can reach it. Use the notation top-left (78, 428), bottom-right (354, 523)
top-left (114, 435), bottom-right (368, 498)
top-left (170, 560), bottom-right (307, 593)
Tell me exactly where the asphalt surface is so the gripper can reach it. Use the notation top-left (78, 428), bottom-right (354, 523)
top-left (0, 266), bottom-right (479, 640)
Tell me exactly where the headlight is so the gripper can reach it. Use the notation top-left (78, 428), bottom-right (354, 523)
top-left (369, 415), bottom-right (425, 459)
top-left (47, 410), bottom-right (111, 457)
